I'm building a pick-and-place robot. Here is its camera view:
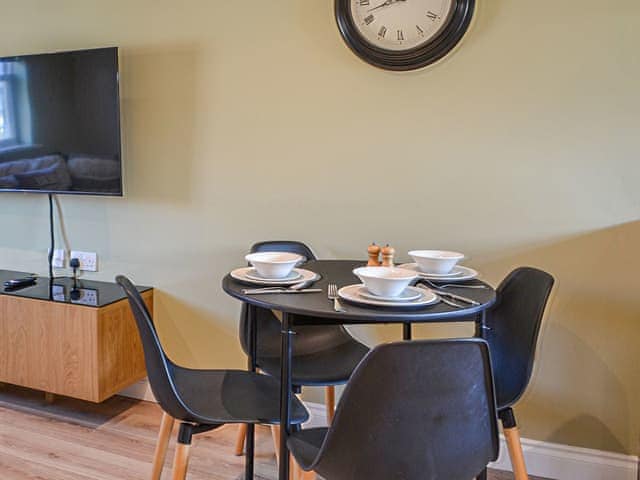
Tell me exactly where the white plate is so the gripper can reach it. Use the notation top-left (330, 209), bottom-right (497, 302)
top-left (244, 268), bottom-right (302, 282)
top-left (358, 286), bottom-right (422, 302)
top-left (398, 264), bottom-right (479, 282)
top-left (338, 284), bottom-right (439, 308)
top-left (230, 267), bottom-right (318, 286)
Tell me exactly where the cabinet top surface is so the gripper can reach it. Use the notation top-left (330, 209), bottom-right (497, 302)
top-left (0, 270), bottom-right (152, 308)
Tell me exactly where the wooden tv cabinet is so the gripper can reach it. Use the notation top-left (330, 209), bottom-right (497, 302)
top-left (0, 271), bottom-right (151, 403)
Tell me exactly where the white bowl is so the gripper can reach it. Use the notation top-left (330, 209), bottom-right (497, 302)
top-left (245, 252), bottom-right (303, 279)
top-left (408, 250), bottom-right (465, 274)
top-left (353, 266), bottom-right (418, 298)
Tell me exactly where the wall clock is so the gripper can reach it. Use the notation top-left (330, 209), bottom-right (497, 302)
top-left (335, 0), bottom-right (475, 71)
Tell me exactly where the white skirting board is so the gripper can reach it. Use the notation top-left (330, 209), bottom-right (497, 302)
top-left (119, 379), bottom-right (156, 402)
top-left (489, 435), bottom-right (638, 480)
top-left (120, 380), bottom-right (639, 480)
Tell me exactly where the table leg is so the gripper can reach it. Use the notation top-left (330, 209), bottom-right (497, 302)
top-left (402, 323), bottom-right (412, 340)
top-left (279, 312), bottom-right (293, 480)
top-left (246, 304), bottom-right (258, 480)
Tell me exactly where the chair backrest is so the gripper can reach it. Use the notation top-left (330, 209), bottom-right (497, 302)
top-left (249, 240), bottom-right (316, 263)
top-left (240, 240), bottom-right (318, 357)
top-left (483, 267), bottom-right (555, 409)
top-left (311, 339), bottom-right (499, 480)
top-left (115, 275), bottom-right (192, 420)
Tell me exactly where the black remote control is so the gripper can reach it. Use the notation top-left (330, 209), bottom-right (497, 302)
top-left (3, 277), bottom-right (37, 290)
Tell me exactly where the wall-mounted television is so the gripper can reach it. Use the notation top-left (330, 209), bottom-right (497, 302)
top-left (0, 47), bottom-right (122, 196)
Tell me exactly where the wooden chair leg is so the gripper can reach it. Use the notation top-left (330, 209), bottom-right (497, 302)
top-left (171, 442), bottom-right (191, 480)
top-left (293, 459), bottom-right (317, 480)
top-left (504, 426), bottom-right (529, 480)
top-left (325, 386), bottom-right (335, 424)
top-left (272, 425), bottom-right (308, 480)
top-left (234, 423), bottom-right (247, 456)
top-left (152, 412), bottom-right (175, 480)
top-left (172, 424), bottom-right (191, 480)
top-left (271, 425), bottom-right (281, 463)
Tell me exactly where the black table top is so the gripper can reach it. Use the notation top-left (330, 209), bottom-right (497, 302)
top-left (223, 260), bottom-right (496, 325)
top-left (0, 270), bottom-right (152, 308)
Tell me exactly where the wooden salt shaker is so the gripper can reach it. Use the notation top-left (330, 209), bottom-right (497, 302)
top-left (367, 243), bottom-right (382, 266)
top-left (381, 244), bottom-right (395, 267)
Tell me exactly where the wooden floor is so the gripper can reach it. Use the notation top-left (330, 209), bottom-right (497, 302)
top-left (0, 385), bottom-right (549, 479)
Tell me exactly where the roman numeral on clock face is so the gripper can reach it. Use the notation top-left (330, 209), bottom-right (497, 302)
top-left (378, 26), bottom-right (387, 38)
top-left (364, 14), bottom-right (375, 25)
top-left (427, 11), bottom-right (439, 21)
top-left (397, 29), bottom-right (404, 41)
top-left (359, 0), bottom-right (370, 5)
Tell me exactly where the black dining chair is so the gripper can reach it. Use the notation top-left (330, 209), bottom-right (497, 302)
top-left (287, 338), bottom-right (500, 480)
top-left (234, 241), bottom-right (369, 456)
top-left (482, 267), bottom-right (555, 480)
top-left (115, 275), bottom-right (309, 480)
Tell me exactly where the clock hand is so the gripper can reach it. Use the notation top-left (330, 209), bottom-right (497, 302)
top-left (368, 0), bottom-right (406, 12)
top-left (368, 0), bottom-right (393, 12)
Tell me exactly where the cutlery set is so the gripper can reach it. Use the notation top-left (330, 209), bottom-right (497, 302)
top-left (243, 281), bottom-right (481, 310)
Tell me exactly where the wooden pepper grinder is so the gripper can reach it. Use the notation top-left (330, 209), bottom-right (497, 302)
top-left (381, 244), bottom-right (395, 267)
top-left (367, 243), bottom-right (382, 266)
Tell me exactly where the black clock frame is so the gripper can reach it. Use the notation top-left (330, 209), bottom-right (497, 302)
top-left (335, 0), bottom-right (475, 71)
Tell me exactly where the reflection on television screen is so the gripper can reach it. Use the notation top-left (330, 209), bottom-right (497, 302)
top-left (0, 47), bottom-right (122, 196)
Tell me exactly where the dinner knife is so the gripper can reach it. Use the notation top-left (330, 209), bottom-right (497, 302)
top-left (432, 290), bottom-right (480, 306)
top-left (416, 283), bottom-right (480, 306)
top-left (242, 288), bottom-right (323, 295)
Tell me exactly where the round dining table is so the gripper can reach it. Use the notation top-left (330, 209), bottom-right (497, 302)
top-left (222, 259), bottom-right (497, 480)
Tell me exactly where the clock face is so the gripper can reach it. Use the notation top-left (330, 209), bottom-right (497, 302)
top-left (350, 0), bottom-right (455, 51)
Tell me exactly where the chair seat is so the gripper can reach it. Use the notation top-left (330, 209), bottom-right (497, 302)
top-left (257, 339), bottom-right (370, 386)
top-left (171, 366), bottom-right (309, 425)
top-left (287, 427), bottom-right (328, 470)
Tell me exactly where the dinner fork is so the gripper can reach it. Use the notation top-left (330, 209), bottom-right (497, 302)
top-left (328, 283), bottom-right (346, 312)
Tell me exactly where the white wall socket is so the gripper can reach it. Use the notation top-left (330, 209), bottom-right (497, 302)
top-left (70, 251), bottom-right (98, 272)
top-left (52, 249), bottom-right (66, 268)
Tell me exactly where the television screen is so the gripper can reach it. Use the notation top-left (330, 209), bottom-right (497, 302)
top-left (0, 47), bottom-right (122, 196)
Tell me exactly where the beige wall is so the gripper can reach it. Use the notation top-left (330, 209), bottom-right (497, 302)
top-left (0, 0), bottom-right (638, 456)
